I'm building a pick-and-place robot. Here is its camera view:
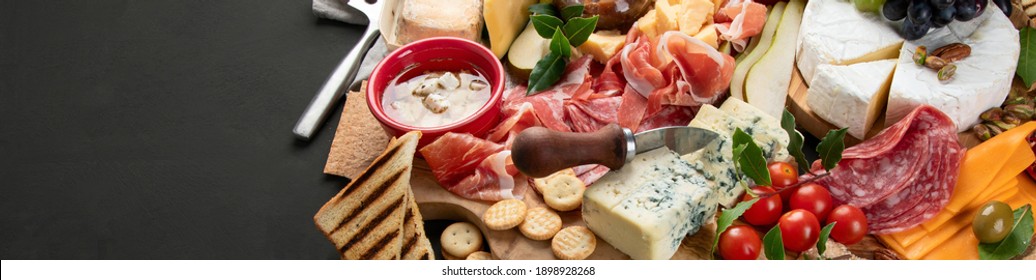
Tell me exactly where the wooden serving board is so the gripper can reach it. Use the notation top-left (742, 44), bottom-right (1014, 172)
top-left (410, 161), bottom-right (718, 260)
top-left (786, 66), bottom-right (983, 148)
top-left (410, 160), bottom-right (890, 260)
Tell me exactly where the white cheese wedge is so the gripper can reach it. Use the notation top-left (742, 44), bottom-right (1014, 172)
top-left (886, 7), bottom-right (1019, 132)
top-left (796, 0), bottom-right (903, 85)
top-left (582, 148), bottom-right (717, 260)
top-left (806, 59), bottom-right (897, 140)
top-left (682, 102), bottom-right (791, 208)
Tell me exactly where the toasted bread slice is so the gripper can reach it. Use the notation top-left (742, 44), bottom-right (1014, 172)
top-left (314, 131), bottom-right (421, 260)
top-left (401, 190), bottom-right (435, 260)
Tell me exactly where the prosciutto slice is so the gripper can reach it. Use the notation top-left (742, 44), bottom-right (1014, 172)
top-left (715, 0), bottom-right (768, 52)
top-left (812, 105), bottom-right (965, 234)
top-left (487, 102), bottom-right (539, 144)
top-left (420, 133), bottom-right (526, 201)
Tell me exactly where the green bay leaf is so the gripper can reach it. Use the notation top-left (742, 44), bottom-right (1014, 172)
top-left (713, 198), bottom-right (759, 253)
top-left (978, 204), bottom-right (1033, 260)
top-left (733, 128), bottom-right (771, 187)
top-left (530, 14), bottom-right (563, 39)
top-left (561, 4), bottom-right (584, 21)
top-left (782, 109), bottom-right (810, 173)
top-left (528, 3), bottom-right (559, 18)
top-left (816, 128), bottom-right (847, 172)
top-left (817, 222), bottom-right (836, 258)
top-left (1018, 27), bottom-right (1036, 88)
top-left (527, 51), bottom-right (566, 95)
top-left (562, 16), bottom-right (598, 47)
top-left (763, 225), bottom-right (785, 260)
top-left (550, 27), bottom-right (571, 58)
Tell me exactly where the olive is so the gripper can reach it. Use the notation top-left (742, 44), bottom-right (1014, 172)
top-left (972, 201), bottom-right (1014, 244)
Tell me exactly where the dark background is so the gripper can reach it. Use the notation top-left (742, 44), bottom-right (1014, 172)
top-left (0, 0), bottom-right (820, 259)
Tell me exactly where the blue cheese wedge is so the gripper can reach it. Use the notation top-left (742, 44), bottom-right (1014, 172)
top-left (682, 101), bottom-right (791, 208)
top-left (582, 148), bottom-right (717, 260)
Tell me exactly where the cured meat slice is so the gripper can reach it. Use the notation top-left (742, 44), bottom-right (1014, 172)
top-left (814, 105), bottom-right (964, 234)
top-left (617, 85), bottom-right (649, 132)
top-left (819, 127), bottom-right (929, 207)
top-left (420, 133), bottom-right (525, 201)
top-left (487, 102), bottom-right (539, 143)
top-left (621, 35), bottom-right (668, 97)
top-left (636, 105), bottom-right (696, 133)
top-left (659, 32), bottom-right (735, 107)
top-left (447, 150), bottom-right (527, 201)
top-left (594, 50), bottom-right (626, 97)
top-left (566, 96), bottom-right (622, 133)
top-left (421, 133), bottom-right (504, 188)
top-left (575, 164), bottom-right (610, 186)
top-left (715, 0), bottom-right (768, 51)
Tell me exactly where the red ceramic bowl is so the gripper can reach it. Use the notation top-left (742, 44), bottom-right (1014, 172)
top-left (367, 37), bottom-right (505, 149)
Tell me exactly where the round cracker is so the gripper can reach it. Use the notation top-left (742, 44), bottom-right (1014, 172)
top-left (465, 251), bottom-right (493, 260)
top-left (543, 175), bottom-right (585, 211)
top-left (551, 226), bottom-right (596, 260)
top-left (532, 168), bottom-right (577, 194)
top-left (441, 222), bottom-right (483, 258)
top-left (519, 207), bottom-right (562, 241)
top-left (441, 249), bottom-right (464, 260)
top-left (483, 199), bottom-right (527, 230)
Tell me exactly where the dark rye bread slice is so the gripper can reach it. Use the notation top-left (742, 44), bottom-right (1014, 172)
top-left (313, 131), bottom-right (421, 260)
top-left (401, 190), bottom-right (434, 260)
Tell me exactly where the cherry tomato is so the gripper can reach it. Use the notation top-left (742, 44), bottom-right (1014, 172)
top-left (827, 205), bottom-right (869, 245)
top-left (778, 209), bottom-right (821, 253)
top-left (767, 162), bottom-right (799, 207)
top-left (789, 183), bottom-right (834, 223)
top-left (741, 186), bottom-right (782, 226)
top-left (767, 162), bottom-right (799, 189)
top-left (718, 225), bottom-right (762, 260)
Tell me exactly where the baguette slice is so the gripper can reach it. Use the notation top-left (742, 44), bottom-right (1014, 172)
top-left (401, 190), bottom-right (435, 260)
top-left (314, 131), bottom-right (421, 260)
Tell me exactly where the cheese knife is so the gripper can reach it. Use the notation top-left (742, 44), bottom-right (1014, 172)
top-left (511, 123), bottom-right (719, 178)
top-left (293, 0), bottom-right (383, 141)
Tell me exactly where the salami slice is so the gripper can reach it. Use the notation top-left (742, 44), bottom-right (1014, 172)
top-left (818, 131), bottom-right (928, 208)
top-left (814, 105), bottom-right (964, 234)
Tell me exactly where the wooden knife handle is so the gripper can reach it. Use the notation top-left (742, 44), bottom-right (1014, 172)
top-left (511, 123), bottom-right (628, 178)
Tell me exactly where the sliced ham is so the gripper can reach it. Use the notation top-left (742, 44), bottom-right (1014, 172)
top-left (617, 85), bottom-right (649, 132)
top-left (715, 0), bottom-right (768, 52)
top-left (658, 31), bottom-right (733, 106)
top-left (420, 133), bottom-right (525, 201)
top-left (447, 150), bottom-right (527, 201)
top-left (487, 102), bottom-right (539, 143)
top-left (594, 51), bottom-right (627, 97)
top-left (812, 105), bottom-right (965, 234)
top-left (566, 95), bottom-right (622, 133)
top-left (621, 35), bottom-right (668, 98)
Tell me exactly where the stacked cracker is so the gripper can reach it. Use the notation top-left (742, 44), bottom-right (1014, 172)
top-left (314, 85), bottom-right (434, 260)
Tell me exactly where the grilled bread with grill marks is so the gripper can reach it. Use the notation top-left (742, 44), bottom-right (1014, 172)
top-left (314, 131), bottom-right (421, 260)
top-left (401, 191), bottom-right (434, 260)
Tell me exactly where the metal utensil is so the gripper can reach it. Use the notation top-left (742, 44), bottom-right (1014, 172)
top-left (293, 0), bottom-right (383, 141)
top-left (511, 124), bottom-right (719, 177)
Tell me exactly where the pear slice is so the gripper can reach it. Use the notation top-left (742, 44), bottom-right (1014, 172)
top-left (730, 1), bottom-right (786, 101)
top-left (507, 22), bottom-right (550, 80)
top-left (744, 0), bottom-right (806, 118)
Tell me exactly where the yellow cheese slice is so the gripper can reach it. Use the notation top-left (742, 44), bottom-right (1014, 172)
top-left (921, 226), bottom-right (979, 260)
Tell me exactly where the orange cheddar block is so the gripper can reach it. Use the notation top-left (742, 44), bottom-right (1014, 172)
top-left (945, 134), bottom-right (1034, 213)
top-left (922, 227), bottom-right (980, 260)
top-left (892, 186), bottom-right (1018, 258)
top-left (924, 176), bottom-right (1020, 232)
top-left (1014, 173), bottom-right (1036, 204)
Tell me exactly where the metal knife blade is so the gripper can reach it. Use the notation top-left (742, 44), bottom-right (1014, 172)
top-left (627, 126), bottom-right (719, 162)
